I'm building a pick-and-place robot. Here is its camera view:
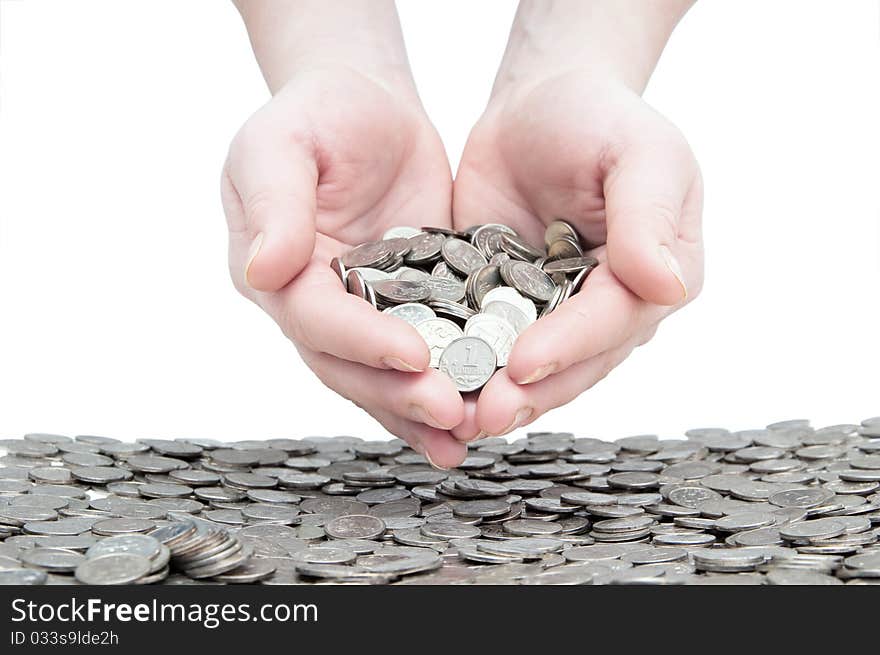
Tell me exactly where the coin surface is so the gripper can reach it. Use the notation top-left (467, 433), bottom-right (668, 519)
top-left (415, 318), bottom-right (464, 368)
top-left (371, 279), bottom-right (431, 305)
top-left (324, 515), bottom-right (386, 541)
top-left (384, 303), bottom-right (437, 327)
top-left (75, 553), bottom-right (151, 584)
top-left (464, 313), bottom-right (517, 366)
top-left (441, 238), bottom-right (488, 276)
top-left (438, 337), bottom-right (497, 392)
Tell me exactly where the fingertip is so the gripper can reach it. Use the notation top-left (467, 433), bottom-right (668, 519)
top-left (409, 370), bottom-right (465, 430)
top-left (422, 434), bottom-right (467, 469)
top-left (506, 329), bottom-right (555, 385)
top-left (450, 398), bottom-right (480, 442)
top-left (475, 371), bottom-right (528, 436)
top-left (385, 324), bottom-right (431, 372)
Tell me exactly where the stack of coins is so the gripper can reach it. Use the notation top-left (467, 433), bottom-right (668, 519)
top-left (331, 221), bottom-right (598, 392)
top-left (151, 521), bottom-right (250, 579)
top-left (1, 418), bottom-right (880, 585)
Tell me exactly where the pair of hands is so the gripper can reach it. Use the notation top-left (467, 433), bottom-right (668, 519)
top-left (221, 57), bottom-right (703, 468)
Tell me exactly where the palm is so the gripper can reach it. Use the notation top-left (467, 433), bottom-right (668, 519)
top-left (455, 76), bottom-right (699, 246)
top-left (285, 70), bottom-right (452, 258)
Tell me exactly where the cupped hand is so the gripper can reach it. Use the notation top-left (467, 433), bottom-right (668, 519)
top-left (452, 75), bottom-right (704, 439)
top-left (221, 68), bottom-right (466, 466)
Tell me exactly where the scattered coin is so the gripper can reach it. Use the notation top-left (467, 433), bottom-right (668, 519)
top-left (3, 417), bottom-right (880, 585)
top-left (75, 553), bottom-right (151, 584)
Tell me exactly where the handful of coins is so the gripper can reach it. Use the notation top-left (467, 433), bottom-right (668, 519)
top-left (331, 221), bottom-right (597, 392)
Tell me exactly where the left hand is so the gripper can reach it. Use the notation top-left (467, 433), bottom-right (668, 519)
top-left (452, 74), bottom-right (704, 439)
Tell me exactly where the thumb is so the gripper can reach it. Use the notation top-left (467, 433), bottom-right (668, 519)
top-left (226, 126), bottom-right (318, 293)
top-left (603, 143), bottom-right (692, 306)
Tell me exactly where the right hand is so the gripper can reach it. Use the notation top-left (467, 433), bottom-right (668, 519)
top-left (221, 68), bottom-right (466, 467)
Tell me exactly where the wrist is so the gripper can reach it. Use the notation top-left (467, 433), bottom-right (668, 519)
top-left (492, 0), bottom-right (694, 98)
top-left (235, 0), bottom-right (418, 98)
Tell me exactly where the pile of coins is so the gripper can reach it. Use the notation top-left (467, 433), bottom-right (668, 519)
top-left (2, 417), bottom-right (880, 585)
top-left (331, 221), bottom-right (597, 392)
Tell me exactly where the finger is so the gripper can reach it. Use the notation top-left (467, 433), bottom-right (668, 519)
top-left (363, 406), bottom-right (467, 470)
top-left (449, 395), bottom-right (481, 443)
top-left (264, 250), bottom-right (431, 372)
top-left (224, 118), bottom-right (318, 293)
top-left (506, 265), bottom-right (663, 385)
top-left (603, 139), bottom-right (696, 306)
top-left (476, 343), bottom-right (635, 437)
top-left (297, 346), bottom-right (464, 431)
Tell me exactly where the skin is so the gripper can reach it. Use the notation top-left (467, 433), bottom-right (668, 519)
top-left (224, 0), bottom-right (703, 467)
top-left (453, 1), bottom-right (703, 440)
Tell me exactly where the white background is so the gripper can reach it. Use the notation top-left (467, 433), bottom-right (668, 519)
top-left (0, 1), bottom-right (877, 443)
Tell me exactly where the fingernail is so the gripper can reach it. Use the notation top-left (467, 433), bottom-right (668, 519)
top-left (659, 245), bottom-right (688, 302)
top-left (409, 404), bottom-right (451, 430)
top-left (244, 232), bottom-right (264, 288)
top-left (424, 450), bottom-right (448, 471)
top-left (491, 407), bottom-right (534, 437)
top-left (381, 356), bottom-right (424, 373)
top-left (517, 363), bottom-right (557, 385)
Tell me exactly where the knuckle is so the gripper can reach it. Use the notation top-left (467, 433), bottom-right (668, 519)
top-left (645, 197), bottom-right (680, 238)
top-left (241, 188), bottom-right (278, 228)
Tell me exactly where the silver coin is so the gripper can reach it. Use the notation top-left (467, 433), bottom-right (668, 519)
top-left (0, 569), bottom-right (47, 585)
top-left (482, 287), bottom-right (537, 322)
top-left (500, 233), bottom-right (544, 261)
top-left (20, 548), bottom-right (85, 572)
top-left (778, 518), bottom-right (847, 542)
top-left (382, 226), bottom-right (422, 240)
top-left (212, 558), bottom-right (277, 583)
top-left (293, 547), bottom-right (357, 567)
top-left (464, 314), bottom-right (517, 366)
top-left (394, 266), bottom-right (431, 282)
top-left (86, 534), bottom-right (161, 560)
top-left (543, 256), bottom-right (599, 275)
top-left (438, 337), bottom-right (497, 393)
top-left (471, 224), bottom-right (517, 259)
top-left (502, 261), bottom-right (556, 304)
top-left (75, 553), bottom-right (152, 584)
top-left (371, 279), bottom-right (431, 305)
top-left (348, 267), bottom-right (392, 284)
top-left (324, 515), bottom-right (386, 541)
top-left (421, 276), bottom-right (467, 303)
top-left (544, 220), bottom-right (582, 249)
top-left (768, 487), bottom-right (835, 508)
top-left (415, 318), bottom-right (464, 368)
top-left (466, 265), bottom-right (503, 308)
top-left (441, 238), bottom-right (488, 277)
top-left (341, 241), bottom-right (395, 269)
top-left (383, 303), bottom-right (436, 327)
top-left (404, 232), bottom-right (445, 265)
